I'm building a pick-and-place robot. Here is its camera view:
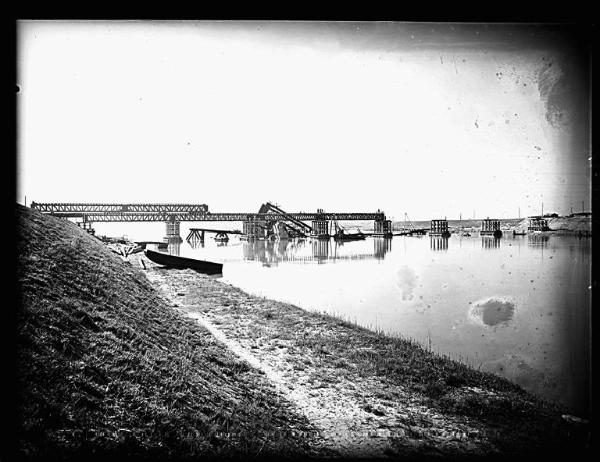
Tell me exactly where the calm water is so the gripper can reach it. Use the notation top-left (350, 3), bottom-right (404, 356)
top-left (143, 228), bottom-right (590, 418)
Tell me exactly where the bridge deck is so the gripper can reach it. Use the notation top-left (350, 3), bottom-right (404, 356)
top-left (31, 203), bottom-right (386, 222)
top-left (188, 228), bottom-right (244, 234)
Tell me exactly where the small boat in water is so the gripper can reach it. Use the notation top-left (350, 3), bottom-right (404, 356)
top-left (331, 221), bottom-right (366, 241)
top-left (144, 249), bottom-right (223, 274)
top-left (213, 232), bottom-right (230, 243)
top-left (334, 231), bottom-right (366, 241)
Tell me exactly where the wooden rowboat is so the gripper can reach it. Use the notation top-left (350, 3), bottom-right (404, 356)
top-left (144, 249), bottom-right (223, 274)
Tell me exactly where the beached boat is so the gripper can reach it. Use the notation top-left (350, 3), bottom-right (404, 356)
top-left (144, 249), bottom-right (223, 274)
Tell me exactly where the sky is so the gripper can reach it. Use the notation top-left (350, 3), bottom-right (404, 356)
top-left (17, 21), bottom-right (591, 221)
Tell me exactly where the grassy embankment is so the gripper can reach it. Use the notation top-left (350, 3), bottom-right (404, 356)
top-left (15, 205), bottom-right (327, 460)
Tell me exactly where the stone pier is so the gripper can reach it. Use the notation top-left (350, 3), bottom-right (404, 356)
top-left (243, 217), bottom-right (265, 240)
top-left (481, 218), bottom-right (502, 237)
top-left (373, 219), bottom-right (392, 237)
top-left (311, 220), bottom-right (330, 239)
top-left (430, 219), bottom-right (450, 237)
top-left (311, 208), bottom-right (330, 239)
top-left (164, 218), bottom-right (183, 243)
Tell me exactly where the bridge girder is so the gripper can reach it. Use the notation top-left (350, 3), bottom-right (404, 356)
top-left (31, 203), bottom-right (386, 223)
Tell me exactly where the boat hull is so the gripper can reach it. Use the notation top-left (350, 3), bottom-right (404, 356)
top-left (333, 233), bottom-right (366, 241)
top-left (144, 249), bottom-right (223, 274)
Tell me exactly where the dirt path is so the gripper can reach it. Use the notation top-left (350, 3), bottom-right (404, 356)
top-left (137, 260), bottom-right (498, 459)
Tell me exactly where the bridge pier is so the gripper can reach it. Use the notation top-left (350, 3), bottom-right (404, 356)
top-left (164, 218), bottom-right (182, 243)
top-left (186, 229), bottom-right (205, 248)
top-left (373, 219), bottom-right (392, 237)
top-left (243, 218), bottom-right (264, 240)
top-left (430, 219), bottom-right (450, 237)
top-left (311, 220), bottom-right (330, 239)
top-left (77, 216), bottom-right (96, 235)
top-left (481, 218), bottom-right (502, 237)
top-left (77, 222), bottom-right (96, 235)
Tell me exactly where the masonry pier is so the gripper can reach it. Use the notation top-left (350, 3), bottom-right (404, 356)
top-left (480, 218), bottom-right (502, 237)
top-left (430, 219), bottom-right (450, 237)
top-left (164, 218), bottom-right (183, 243)
top-left (373, 218), bottom-right (393, 237)
top-left (311, 209), bottom-right (330, 239)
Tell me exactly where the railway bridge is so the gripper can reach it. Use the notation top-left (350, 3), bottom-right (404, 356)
top-left (30, 202), bottom-right (393, 240)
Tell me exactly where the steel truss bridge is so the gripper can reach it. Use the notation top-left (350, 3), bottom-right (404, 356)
top-left (30, 202), bottom-right (387, 223)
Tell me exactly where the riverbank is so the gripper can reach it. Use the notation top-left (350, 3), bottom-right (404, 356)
top-left (516, 215), bottom-right (592, 235)
top-left (130, 253), bottom-right (591, 459)
top-left (15, 205), bottom-right (591, 460)
top-left (15, 205), bottom-right (327, 460)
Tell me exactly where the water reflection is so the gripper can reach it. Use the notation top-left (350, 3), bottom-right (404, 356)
top-left (243, 239), bottom-right (294, 266)
top-left (374, 237), bottom-right (392, 259)
top-left (312, 239), bottom-right (329, 262)
top-left (188, 236), bottom-right (205, 249)
top-left (430, 236), bottom-right (449, 251)
top-left (481, 237), bottom-right (501, 249)
top-left (241, 237), bottom-right (391, 265)
top-left (167, 239), bottom-right (181, 256)
top-left (528, 233), bottom-right (550, 247)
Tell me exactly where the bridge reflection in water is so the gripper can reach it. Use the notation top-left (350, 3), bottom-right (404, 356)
top-left (167, 238), bottom-right (181, 256)
top-left (430, 236), bottom-right (449, 251)
top-left (188, 235), bottom-right (205, 249)
top-left (242, 237), bottom-right (392, 266)
top-left (528, 233), bottom-right (550, 248)
top-left (481, 237), bottom-right (501, 249)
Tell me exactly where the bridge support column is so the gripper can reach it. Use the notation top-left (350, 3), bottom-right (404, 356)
top-left (430, 219), bottom-right (450, 237)
top-left (77, 221), bottom-right (96, 235)
top-left (481, 218), bottom-right (503, 237)
top-left (311, 220), bottom-right (330, 239)
top-left (373, 219), bottom-right (392, 237)
top-left (165, 219), bottom-right (182, 243)
top-left (243, 218), bottom-right (263, 240)
top-left (77, 216), bottom-right (96, 235)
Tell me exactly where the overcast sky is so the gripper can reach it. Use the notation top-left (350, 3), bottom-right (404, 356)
top-left (17, 21), bottom-right (591, 220)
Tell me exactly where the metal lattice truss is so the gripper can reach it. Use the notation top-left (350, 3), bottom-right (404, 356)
top-left (31, 202), bottom-right (386, 222)
top-left (30, 202), bottom-right (209, 214)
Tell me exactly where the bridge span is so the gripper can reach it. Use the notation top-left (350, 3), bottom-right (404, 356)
top-left (30, 202), bottom-right (393, 240)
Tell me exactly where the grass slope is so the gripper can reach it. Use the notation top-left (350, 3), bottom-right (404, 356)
top-left (15, 205), bottom-right (321, 460)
